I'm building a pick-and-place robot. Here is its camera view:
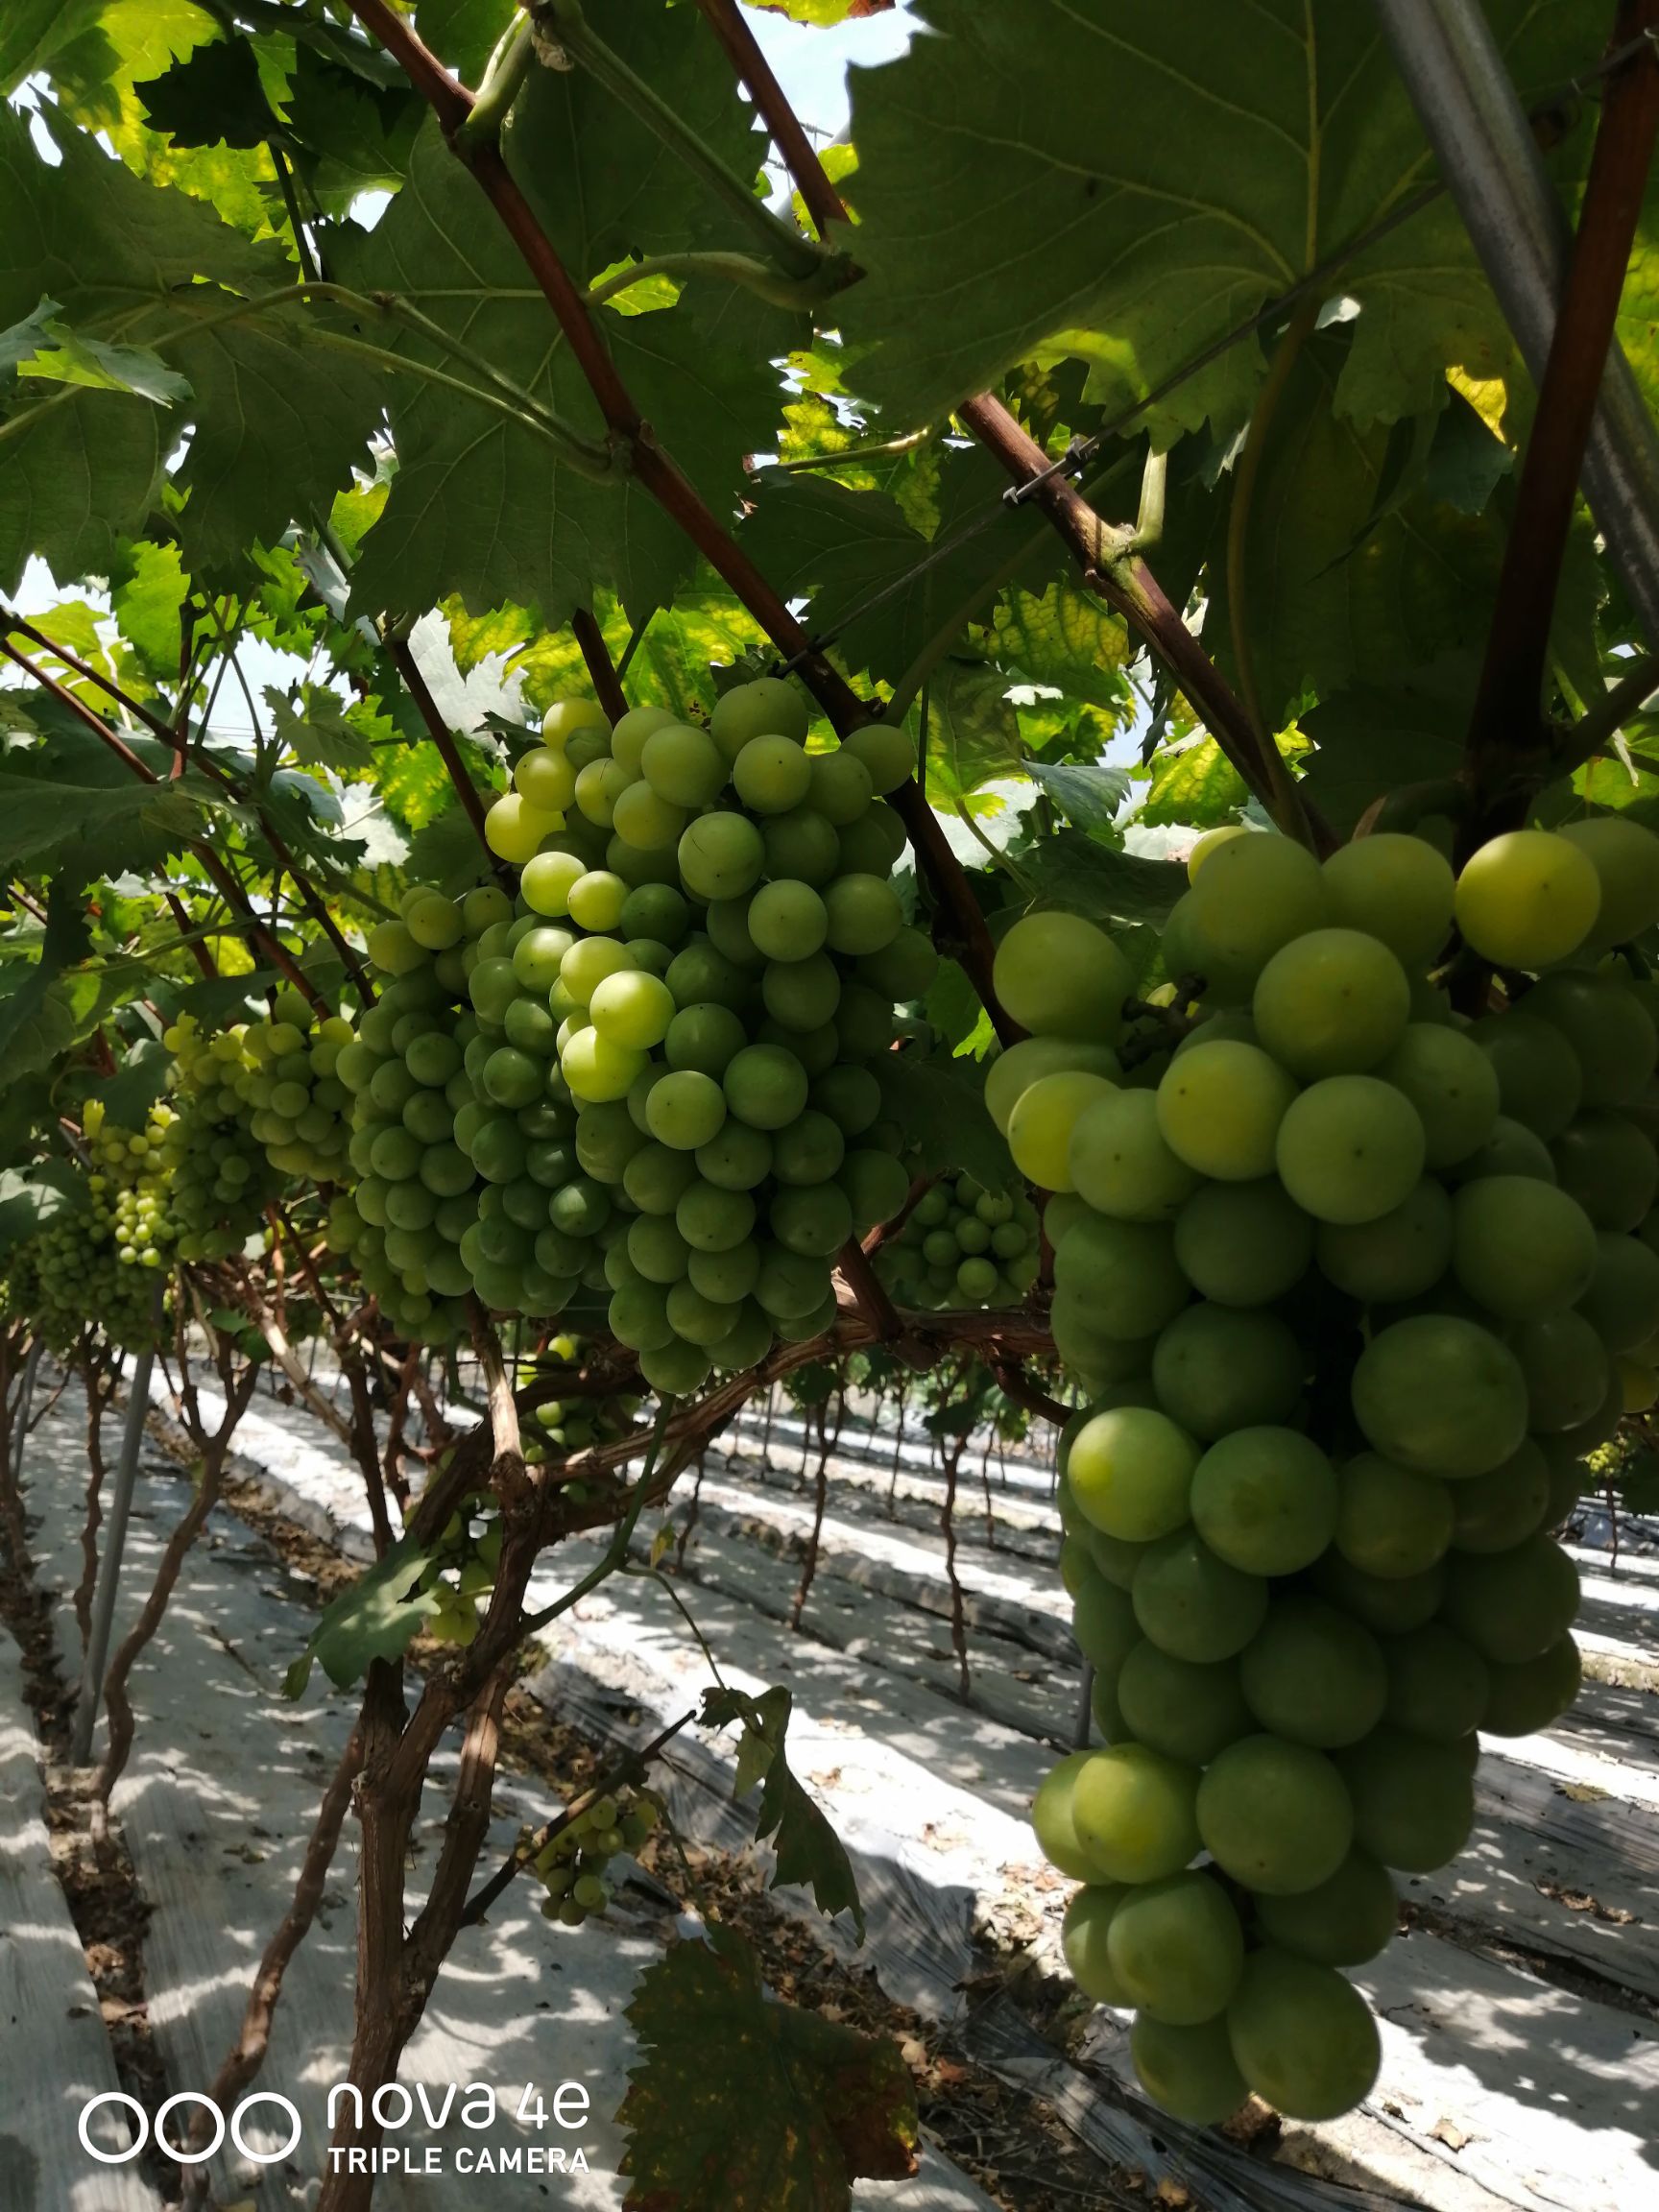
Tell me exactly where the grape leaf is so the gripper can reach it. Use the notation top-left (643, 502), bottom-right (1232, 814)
top-left (0, 0), bottom-right (107, 96)
top-left (1142, 738), bottom-right (1248, 830)
top-left (94, 1035), bottom-right (172, 1124)
top-left (840, 0), bottom-right (1597, 440)
top-left (411, 0), bottom-right (517, 84)
top-left (0, 772), bottom-right (210, 878)
top-left (405, 802), bottom-right (493, 896)
top-left (618, 1926), bottom-right (917, 2212)
top-left (112, 540), bottom-right (189, 681)
top-left (1298, 657), bottom-right (1474, 835)
top-left (7, 305), bottom-right (190, 405)
top-left (1207, 331), bottom-right (1503, 730)
top-left (341, 117), bottom-right (801, 631)
top-left (917, 660), bottom-right (1022, 809)
top-left (1024, 760), bottom-right (1129, 833)
top-left (703, 1685), bottom-right (864, 1936)
top-left (992, 583), bottom-right (1129, 711)
top-left (875, 1049), bottom-right (1015, 1191)
top-left (265, 685), bottom-right (374, 776)
top-left (1022, 827), bottom-right (1186, 929)
top-left (134, 38), bottom-right (276, 150)
top-left (282, 1527), bottom-right (447, 1696)
top-left (0, 1159), bottom-right (88, 1256)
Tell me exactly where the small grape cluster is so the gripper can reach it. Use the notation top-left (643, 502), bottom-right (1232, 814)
top-left (877, 1169), bottom-right (1040, 1310)
top-left (1001, 814), bottom-right (1659, 2130)
top-left (534, 1789), bottom-right (660, 1927)
top-left (415, 1493), bottom-right (505, 1647)
top-left (5, 1101), bottom-right (176, 1349)
top-left (232, 987), bottom-right (356, 1186)
top-left (469, 680), bottom-right (931, 1395)
top-left (331, 880), bottom-right (613, 1340)
top-left (158, 1017), bottom-right (279, 1261)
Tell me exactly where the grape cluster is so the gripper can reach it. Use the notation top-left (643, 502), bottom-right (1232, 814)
top-left (473, 681), bottom-right (930, 1394)
top-left (1005, 815), bottom-right (1659, 2128)
top-left (231, 988), bottom-right (356, 1186)
top-left (877, 1169), bottom-right (1040, 1310)
top-left (415, 1491), bottom-right (504, 1647)
top-left (158, 1017), bottom-right (280, 1261)
top-left (330, 880), bottom-right (611, 1340)
top-left (534, 1789), bottom-right (661, 1927)
top-left (5, 1101), bottom-right (176, 1349)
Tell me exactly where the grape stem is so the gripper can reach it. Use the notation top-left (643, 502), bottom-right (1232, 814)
top-left (571, 607), bottom-right (629, 724)
top-left (458, 1706), bottom-right (696, 1927)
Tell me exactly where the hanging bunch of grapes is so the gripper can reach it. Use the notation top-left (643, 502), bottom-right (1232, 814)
top-left (475, 682), bottom-right (934, 1395)
top-left (876, 1168), bottom-right (1040, 1310)
top-left (158, 1017), bottom-right (282, 1261)
top-left (1005, 815), bottom-right (1658, 2127)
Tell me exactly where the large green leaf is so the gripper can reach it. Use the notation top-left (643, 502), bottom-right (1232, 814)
top-left (841, 0), bottom-right (1598, 438)
top-left (704, 1685), bottom-right (865, 1934)
top-left (0, 0), bottom-right (107, 95)
top-left (1208, 331), bottom-right (1503, 729)
top-left (1021, 827), bottom-right (1186, 929)
top-left (1298, 655), bottom-right (1474, 834)
top-left (342, 117), bottom-right (802, 630)
top-left (283, 1527), bottom-right (448, 1696)
top-left (618, 1926), bottom-right (917, 2212)
top-left (0, 771), bottom-right (211, 878)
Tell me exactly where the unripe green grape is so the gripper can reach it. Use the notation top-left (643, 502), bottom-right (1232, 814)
top-left (1224, 1949), bottom-right (1380, 2120)
top-left (1052, 1211), bottom-right (1189, 1337)
top-left (639, 1334), bottom-right (713, 1394)
top-left (678, 812), bottom-right (765, 902)
top-left (1276, 1075), bottom-right (1426, 1225)
top-left (762, 806), bottom-right (840, 885)
top-left (749, 879), bottom-right (829, 962)
top-left (1150, 1303), bottom-right (1303, 1439)
top-left (1334, 1454), bottom-right (1453, 1578)
top-left (1189, 1427), bottom-right (1336, 1576)
top-left (516, 746), bottom-right (578, 813)
top-left (1070, 1087), bottom-right (1197, 1222)
top-left (1351, 1313), bottom-right (1528, 1475)
top-left (1335, 1725), bottom-right (1475, 1872)
top-left (822, 873), bottom-right (903, 956)
top-left (485, 793), bottom-right (562, 864)
top-left (677, 1180), bottom-right (756, 1253)
top-left (857, 924), bottom-right (938, 1002)
top-left (807, 748), bottom-right (874, 825)
top-left (567, 869), bottom-right (629, 933)
top-left (1320, 832), bottom-right (1455, 968)
top-left (1471, 1009), bottom-right (1582, 1139)
top-left (1131, 1530), bottom-right (1267, 1664)
top-left (1315, 1177), bottom-right (1451, 1302)
top-left (1552, 1109), bottom-right (1657, 1231)
top-left (1524, 969), bottom-right (1657, 1109)
top-left (646, 1070), bottom-right (728, 1150)
top-left (1069, 1743), bottom-right (1201, 1886)
top-left (611, 779), bottom-right (687, 852)
top-left (1185, 832), bottom-right (1329, 996)
top-left (762, 952), bottom-right (840, 1032)
top-left (1157, 1042), bottom-right (1296, 1181)
top-left (733, 733), bottom-right (810, 813)
top-left (709, 676), bottom-right (809, 757)
top-left (993, 911), bottom-right (1133, 1041)
top-left (521, 850), bottom-right (586, 918)
top-left (1560, 815), bottom-right (1659, 947)
top-left (1252, 927), bottom-right (1410, 1078)
top-left (1449, 1172), bottom-right (1597, 1320)
top-left (841, 721), bottom-right (916, 794)
top-left (696, 1119), bottom-right (773, 1190)
top-left (1007, 1070), bottom-right (1117, 1190)
top-left (1378, 1022), bottom-right (1501, 1167)
top-left (611, 703), bottom-right (678, 774)
top-left (1131, 2014), bottom-right (1247, 2125)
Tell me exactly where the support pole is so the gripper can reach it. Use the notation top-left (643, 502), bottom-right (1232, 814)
top-left (72, 1292), bottom-right (163, 1767)
top-left (12, 1336), bottom-right (41, 1479)
top-left (1371, 0), bottom-right (1659, 643)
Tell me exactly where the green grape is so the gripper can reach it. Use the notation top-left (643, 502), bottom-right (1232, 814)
top-left (1311, 1550), bottom-right (1445, 1634)
top-left (1447, 1439), bottom-right (1551, 1553)
top-left (697, 1121), bottom-right (773, 1190)
top-left (808, 748), bottom-right (874, 825)
top-left (840, 722), bottom-right (916, 794)
top-left (749, 878), bottom-right (829, 961)
top-left (1007, 1070), bottom-right (1117, 1190)
top-left (1381, 1621), bottom-right (1490, 1742)
top-left (1560, 816), bottom-right (1659, 947)
top-left (1185, 833), bottom-right (1330, 998)
top-left (1189, 1428), bottom-right (1337, 1576)
top-left (1524, 970), bottom-right (1657, 1109)
top-left (638, 1335), bottom-right (713, 1393)
top-left (733, 733), bottom-right (811, 813)
top-left (589, 970), bottom-right (675, 1051)
top-left (1197, 1734), bottom-right (1352, 1894)
top-left (1480, 1634), bottom-right (1581, 1737)
top-left (1238, 1596), bottom-right (1386, 1747)
top-left (1255, 1850), bottom-right (1397, 1968)
top-left (992, 911), bottom-right (1133, 1041)
top-left (762, 806), bottom-right (840, 886)
top-left (1449, 1173), bottom-right (1598, 1320)
top-left (665, 1002), bottom-right (748, 1077)
top-left (1378, 1023), bottom-right (1501, 1168)
top-left (1471, 1010), bottom-right (1583, 1139)
top-left (762, 952), bottom-right (841, 1031)
top-left (1276, 1075), bottom-right (1426, 1225)
top-left (1070, 1087), bottom-right (1198, 1221)
top-left (709, 676), bottom-right (809, 757)
top-left (1052, 1212), bottom-right (1190, 1336)
top-left (515, 747), bottom-right (577, 814)
top-left (1131, 2015), bottom-right (1247, 2125)
top-left (858, 925), bottom-right (937, 1002)
top-left (1131, 1531), bottom-right (1267, 1662)
top-left (1551, 1109), bottom-right (1657, 1231)
top-left (678, 1180), bottom-right (756, 1253)
top-left (1440, 1531), bottom-right (1580, 1664)
top-left (1071, 1569), bottom-right (1140, 1674)
top-left (1060, 1883), bottom-right (1131, 2001)
top-left (1106, 1872), bottom-right (1244, 2025)
top-left (646, 1070), bottom-right (729, 1151)
top-left (1334, 1454), bottom-right (1454, 1579)
top-left (1066, 1406), bottom-right (1198, 1542)
top-left (1578, 1228), bottom-right (1659, 1352)
top-left (1225, 1950), bottom-right (1381, 2121)
top-left (984, 1036), bottom-right (1122, 1135)
top-left (822, 874), bottom-right (902, 956)
top-left (1252, 928), bottom-right (1410, 1078)
top-left (768, 1181), bottom-right (853, 1257)
top-left (1156, 1042), bottom-right (1297, 1181)
top-left (1351, 1314), bottom-right (1528, 1475)
top-left (1069, 1743), bottom-right (1201, 1886)
top-left (1514, 1308), bottom-right (1612, 1431)
top-left (1172, 1178), bottom-right (1313, 1307)
top-left (612, 780), bottom-right (687, 852)
top-left (1150, 1304), bottom-right (1303, 1439)
top-left (1455, 828), bottom-right (1601, 968)
top-left (840, 1148), bottom-right (911, 1237)
top-left (677, 812), bottom-right (765, 901)
top-left (1335, 1726), bottom-right (1475, 1872)
top-left (1315, 1178), bottom-right (1452, 1303)
top-left (723, 1044), bottom-right (808, 1131)
top-left (1116, 1643), bottom-right (1250, 1766)
top-left (1320, 833), bottom-right (1455, 968)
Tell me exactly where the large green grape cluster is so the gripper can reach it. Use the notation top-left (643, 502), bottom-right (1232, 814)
top-left (329, 880), bottom-right (611, 1340)
top-left (158, 1016), bottom-right (280, 1261)
top-left (876, 1169), bottom-right (1040, 1309)
top-left (471, 682), bottom-right (931, 1394)
top-left (230, 987), bottom-right (356, 1185)
top-left (534, 1788), bottom-right (661, 1927)
top-left (1008, 814), bottom-right (1659, 2129)
top-left (5, 1100), bottom-right (176, 1348)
